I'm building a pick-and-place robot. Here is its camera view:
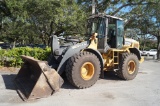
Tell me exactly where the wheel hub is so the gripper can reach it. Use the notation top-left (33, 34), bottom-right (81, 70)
top-left (81, 62), bottom-right (94, 80)
top-left (128, 60), bottom-right (136, 74)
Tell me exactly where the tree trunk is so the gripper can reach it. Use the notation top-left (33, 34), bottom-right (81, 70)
top-left (142, 36), bottom-right (146, 51)
top-left (13, 39), bottom-right (16, 48)
top-left (42, 37), bottom-right (46, 45)
top-left (0, 14), bottom-right (2, 31)
top-left (157, 36), bottom-right (160, 60)
top-left (41, 35), bottom-right (47, 46)
top-left (48, 38), bottom-right (51, 46)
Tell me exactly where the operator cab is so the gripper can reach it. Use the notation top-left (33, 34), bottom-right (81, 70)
top-left (87, 14), bottom-right (124, 53)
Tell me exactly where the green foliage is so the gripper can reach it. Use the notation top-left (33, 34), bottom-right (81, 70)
top-left (1, 0), bottom-right (87, 46)
top-left (140, 40), bottom-right (157, 50)
top-left (0, 47), bottom-right (51, 67)
top-left (1, 0), bottom-right (160, 58)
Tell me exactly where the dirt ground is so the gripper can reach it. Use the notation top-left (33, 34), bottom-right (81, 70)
top-left (0, 59), bottom-right (160, 106)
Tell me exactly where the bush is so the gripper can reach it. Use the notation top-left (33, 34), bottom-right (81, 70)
top-left (0, 47), bottom-right (51, 67)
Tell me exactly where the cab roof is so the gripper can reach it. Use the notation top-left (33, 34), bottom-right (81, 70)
top-left (89, 13), bottom-right (123, 21)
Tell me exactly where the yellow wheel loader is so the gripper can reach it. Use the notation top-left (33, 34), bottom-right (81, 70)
top-left (14, 13), bottom-right (144, 100)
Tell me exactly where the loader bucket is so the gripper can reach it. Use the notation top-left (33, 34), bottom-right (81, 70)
top-left (14, 55), bottom-right (64, 101)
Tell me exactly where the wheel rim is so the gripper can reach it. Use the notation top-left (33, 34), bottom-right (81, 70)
top-left (128, 60), bottom-right (136, 74)
top-left (81, 62), bottom-right (95, 80)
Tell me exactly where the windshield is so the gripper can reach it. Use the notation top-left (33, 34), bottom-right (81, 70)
top-left (87, 17), bottom-right (106, 36)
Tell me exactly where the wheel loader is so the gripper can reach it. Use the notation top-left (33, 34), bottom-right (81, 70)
top-left (14, 13), bottom-right (144, 100)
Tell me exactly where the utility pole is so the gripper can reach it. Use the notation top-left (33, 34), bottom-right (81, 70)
top-left (92, 0), bottom-right (96, 14)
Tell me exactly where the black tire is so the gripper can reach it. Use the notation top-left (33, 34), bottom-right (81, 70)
top-left (65, 51), bottom-right (101, 89)
top-left (116, 53), bottom-right (139, 80)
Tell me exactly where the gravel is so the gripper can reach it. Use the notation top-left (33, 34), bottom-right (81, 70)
top-left (0, 60), bottom-right (160, 106)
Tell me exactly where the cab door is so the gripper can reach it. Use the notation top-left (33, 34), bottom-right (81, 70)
top-left (116, 20), bottom-right (124, 49)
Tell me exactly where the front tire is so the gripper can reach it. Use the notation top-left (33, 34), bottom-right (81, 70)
top-left (65, 51), bottom-right (101, 89)
top-left (116, 53), bottom-right (139, 80)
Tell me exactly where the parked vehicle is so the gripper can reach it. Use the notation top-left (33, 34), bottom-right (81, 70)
top-left (34, 44), bottom-right (46, 49)
top-left (0, 43), bottom-right (12, 49)
top-left (142, 49), bottom-right (157, 56)
top-left (139, 50), bottom-right (143, 55)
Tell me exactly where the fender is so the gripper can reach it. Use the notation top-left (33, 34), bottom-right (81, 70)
top-left (84, 48), bottom-right (104, 71)
top-left (129, 48), bottom-right (141, 60)
top-left (57, 41), bottom-right (89, 74)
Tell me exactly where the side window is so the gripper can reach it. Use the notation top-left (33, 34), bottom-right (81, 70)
top-left (117, 20), bottom-right (124, 37)
top-left (108, 18), bottom-right (116, 37)
top-left (98, 18), bottom-right (106, 36)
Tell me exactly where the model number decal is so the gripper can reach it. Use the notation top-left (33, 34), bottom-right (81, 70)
top-left (72, 43), bottom-right (87, 49)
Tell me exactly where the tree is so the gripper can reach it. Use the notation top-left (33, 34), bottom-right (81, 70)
top-left (1, 0), bottom-right (29, 47)
top-left (0, 0), bottom-right (11, 31)
top-left (146, 2), bottom-right (160, 59)
top-left (1, 0), bottom-right (87, 46)
top-left (24, 0), bottom-right (87, 45)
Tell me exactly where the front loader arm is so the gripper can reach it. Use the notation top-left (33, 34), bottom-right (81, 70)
top-left (57, 41), bottom-right (89, 74)
top-left (57, 33), bottom-right (104, 75)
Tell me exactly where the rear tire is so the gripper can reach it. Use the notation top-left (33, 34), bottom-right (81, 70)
top-left (65, 51), bottom-right (101, 89)
top-left (116, 53), bottom-right (139, 80)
